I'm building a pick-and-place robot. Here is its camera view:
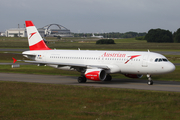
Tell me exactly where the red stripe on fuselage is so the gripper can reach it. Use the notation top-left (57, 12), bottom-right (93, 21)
top-left (25, 21), bottom-right (34, 27)
top-left (29, 40), bottom-right (51, 50)
top-left (125, 55), bottom-right (141, 64)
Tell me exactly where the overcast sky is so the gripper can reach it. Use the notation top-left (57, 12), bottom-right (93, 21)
top-left (0, 0), bottom-right (180, 33)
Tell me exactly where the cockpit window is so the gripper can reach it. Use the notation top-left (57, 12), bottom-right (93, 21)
top-left (155, 58), bottom-right (158, 62)
top-left (162, 58), bottom-right (168, 62)
top-left (159, 58), bottom-right (162, 62)
top-left (155, 58), bottom-right (168, 62)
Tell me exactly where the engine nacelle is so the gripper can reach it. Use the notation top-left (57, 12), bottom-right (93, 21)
top-left (85, 69), bottom-right (106, 81)
top-left (124, 74), bottom-right (143, 78)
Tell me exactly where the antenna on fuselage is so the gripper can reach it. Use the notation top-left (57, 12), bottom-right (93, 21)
top-left (148, 49), bottom-right (150, 52)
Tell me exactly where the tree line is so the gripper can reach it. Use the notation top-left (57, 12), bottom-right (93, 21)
top-left (74, 32), bottom-right (146, 38)
top-left (142, 28), bottom-right (180, 43)
top-left (144, 29), bottom-right (170, 43)
top-left (74, 28), bottom-right (180, 43)
top-left (134, 28), bottom-right (180, 43)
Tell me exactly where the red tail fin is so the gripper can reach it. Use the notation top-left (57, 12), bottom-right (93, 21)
top-left (25, 21), bottom-right (51, 50)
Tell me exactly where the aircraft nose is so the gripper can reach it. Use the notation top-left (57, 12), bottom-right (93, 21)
top-left (166, 62), bottom-right (175, 73)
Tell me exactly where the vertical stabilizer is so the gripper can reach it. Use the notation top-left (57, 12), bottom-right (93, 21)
top-left (25, 21), bottom-right (51, 50)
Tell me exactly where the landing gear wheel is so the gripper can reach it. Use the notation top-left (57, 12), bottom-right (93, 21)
top-left (147, 80), bottom-right (153, 85)
top-left (147, 74), bottom-right (153, 85)
top-left (82, 76), bottom-right (87, 83)
top-left (104, 74), bottom-right (112, 81)
top-left (78, 76), bottom-right (87, 83)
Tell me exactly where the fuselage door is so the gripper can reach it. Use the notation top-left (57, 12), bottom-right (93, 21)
top-left (142, 55), bottom-right (149, 67)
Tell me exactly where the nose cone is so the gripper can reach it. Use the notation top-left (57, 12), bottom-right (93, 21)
top-left (165, 62), bottom-right (175, 73)
top-left (170, 63), bottom-right (176, 72)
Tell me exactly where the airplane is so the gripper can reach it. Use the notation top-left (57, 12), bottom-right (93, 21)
top-left (91, 33), bottom-right (104, 38)
top-left (20, 21), bottom-right (175, 85)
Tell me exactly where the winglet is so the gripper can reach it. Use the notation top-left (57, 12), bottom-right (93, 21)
top-left (12, 57), bottom-right (17, 63)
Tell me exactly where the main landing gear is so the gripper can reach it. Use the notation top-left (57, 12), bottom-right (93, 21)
top-left (147, 74), bottom-right (153, 85)
top-left (78, 75), bottom-right (87, 83)
top-left (104, 74), bottom-right (112, 81)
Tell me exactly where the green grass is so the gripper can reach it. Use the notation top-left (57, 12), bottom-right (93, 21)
top-left (47, 41), bottom-right (180, 51)
top-left (166, 55), bottom-right (180, 63)
top-left (0, 81), bottom-right (180, 120)
top-left (0, 65), bottom-right (79, 76)
top-left (1, 37), bottom-right (180, 119)
top-left (114, 38), bottom-right (147, 43)
top-left (1, 37), bottom-right (180, 51)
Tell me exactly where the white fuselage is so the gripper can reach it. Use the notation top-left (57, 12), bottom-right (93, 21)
top-left (23, 21), bottom-right (176, 84)
top-left (23, 50), bottom-right (175, 75)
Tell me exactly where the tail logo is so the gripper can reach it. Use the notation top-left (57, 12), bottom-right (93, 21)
top-left (29, 32), bottom-right (37, 39)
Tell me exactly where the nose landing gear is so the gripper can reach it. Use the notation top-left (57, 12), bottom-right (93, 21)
top-left (147, 74), bottom-right (153, 85)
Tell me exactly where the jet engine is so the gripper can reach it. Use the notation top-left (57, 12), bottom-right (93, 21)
top-left (85, 69), bottom-right (106, 81)
top-left (124, 74), bottom-right (143, 78)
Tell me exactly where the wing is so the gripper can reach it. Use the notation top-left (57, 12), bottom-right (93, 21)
top-left (24, 60), bottom-right (110, 70)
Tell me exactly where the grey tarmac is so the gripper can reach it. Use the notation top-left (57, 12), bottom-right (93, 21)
top-left (0, 73), bottom-right (180, 92)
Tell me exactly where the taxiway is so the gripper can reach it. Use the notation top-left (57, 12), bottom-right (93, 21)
top-left (0, 73), bottom-right (180, 92)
